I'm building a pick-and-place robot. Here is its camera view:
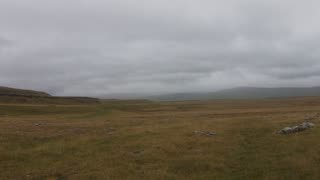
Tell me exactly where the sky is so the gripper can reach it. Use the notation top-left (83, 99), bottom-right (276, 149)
top-left (1, 0), bottom-right (320, 97)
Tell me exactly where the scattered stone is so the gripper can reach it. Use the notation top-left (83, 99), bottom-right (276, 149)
top-left (279, 122), bottom-right (315, 134)
top-left (105, 127), bottom-right (116, 135)
top-left (280, 127), bottom-right (293, 134)
top-left (108, 127), bottom-right (116, 131)
top-left (194, 130), bottom-right (217, 136)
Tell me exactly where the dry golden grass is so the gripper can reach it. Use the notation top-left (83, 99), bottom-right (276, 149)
top-left (1, 97), bottom-right (320, 179)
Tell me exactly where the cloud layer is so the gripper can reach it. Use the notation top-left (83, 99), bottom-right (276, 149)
top-left (1, 0), bottom-right (320, 97)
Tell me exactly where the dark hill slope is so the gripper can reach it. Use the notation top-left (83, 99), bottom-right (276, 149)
top-left (0, 86), bottom-right (51, 97)
top-left (0, 86), bottom-right (100, 104)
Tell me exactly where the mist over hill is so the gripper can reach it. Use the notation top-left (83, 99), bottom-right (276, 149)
top-left (149, 87), bottom-right (320, 101)
top-left (3, 85), bottom-right (320, 102)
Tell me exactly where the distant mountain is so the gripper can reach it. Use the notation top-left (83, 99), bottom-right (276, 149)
top-left (0, 86), bottom-right (51, 97)
top-left (150, 87), bottom-right (320, 101)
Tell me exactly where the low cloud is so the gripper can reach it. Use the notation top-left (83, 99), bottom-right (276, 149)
top-left (1, 0), bottom-right (320, 97)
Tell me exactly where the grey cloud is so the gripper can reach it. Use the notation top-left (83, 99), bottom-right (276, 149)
top-left (0, 37), bottom-right (10, 46)
top-left (1, 0), bottom-right (320, 97)
top-left (0, 37), bottom-right (12, 52)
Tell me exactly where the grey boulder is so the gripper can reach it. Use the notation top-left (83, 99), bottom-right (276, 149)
top-left (279, 122), bottom-right (315, 134)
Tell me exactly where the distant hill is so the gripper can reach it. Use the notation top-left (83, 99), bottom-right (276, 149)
top-left (0, 86), bottom-right (51, 97)
top-left (3, 86), bottom-right (320, 103)
top-left (0, 86), bottom-right (100, 104)
top-left (150, 87), bottom-right (320, 101)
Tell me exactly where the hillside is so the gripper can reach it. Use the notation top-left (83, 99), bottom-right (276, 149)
top-left (0, 86), bottom-right (51, 97)
top-left (151, 86), bottom-right (320, 101)
top-left (0, 86), bottom-right (100, 104)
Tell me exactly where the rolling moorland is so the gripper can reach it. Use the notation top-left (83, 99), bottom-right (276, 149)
top-left (1, 87), bottom-right (320, 179)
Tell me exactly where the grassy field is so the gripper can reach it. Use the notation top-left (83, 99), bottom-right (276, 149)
top-left (1, 97), bottom-right (320, 179)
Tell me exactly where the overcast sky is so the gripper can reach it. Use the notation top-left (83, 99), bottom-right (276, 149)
top-left (1, 0), bottom-right (320, 97)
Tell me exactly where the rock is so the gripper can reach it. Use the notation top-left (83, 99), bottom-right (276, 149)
top-left (194, 130), bottom-right (217, 136)
top-left (280, 127), bottom-right (293, 134)
top-left (206, 131), bottom-right (217, 136)
top-left (105, 127), bottom-right (116, 135)
top-left (279, 122), bottom-right (315, 134)
top-left (301, 122), bottom-right (315, 128)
